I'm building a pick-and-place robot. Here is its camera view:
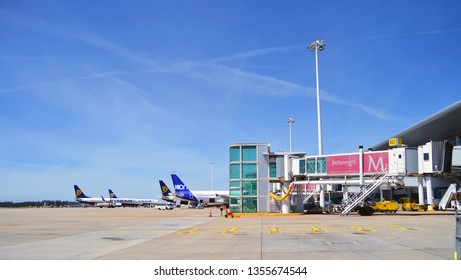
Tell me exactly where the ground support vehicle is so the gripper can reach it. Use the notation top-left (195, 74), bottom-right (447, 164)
top-left (372, 201), bottom-right (398, 213)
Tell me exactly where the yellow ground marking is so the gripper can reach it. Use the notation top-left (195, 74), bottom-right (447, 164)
top-left (388, 225), bottom-right (420, 231)
top-left (311, 226), bottom-right (327, 233)
top-left (223, 227), bottom-right (238, 234)
top-left (268, 227), bottom-right (281, 234)
top-left (350, 226), bottom-right (375, 232)
top-left (177, 228), bottom-right (198, 235)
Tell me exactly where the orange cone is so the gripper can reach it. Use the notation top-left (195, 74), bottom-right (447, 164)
top-left (209, 210), bottom-right (212, 217)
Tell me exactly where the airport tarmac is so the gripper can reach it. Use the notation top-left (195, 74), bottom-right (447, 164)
top-left (0, 207), bottom-right (457, 260)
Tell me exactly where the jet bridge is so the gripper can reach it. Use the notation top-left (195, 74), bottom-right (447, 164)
top-left (284, 146), bottom-right (416, 215)
top-left (269, 140), bottom-right (458, 215)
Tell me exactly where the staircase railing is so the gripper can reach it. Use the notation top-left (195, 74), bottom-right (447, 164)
top-left (340, 173), bottom-right (389, 216)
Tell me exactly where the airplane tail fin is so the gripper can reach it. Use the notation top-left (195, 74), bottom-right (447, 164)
top-left (171, 174), bottom-right (197, 202)
top-left (109, 189), bottom-right (118, 199)
top-left (74, 185), bottom-right (89, 199)
top-left (171, 174), bottom-right (189, 191)
top-left (159, 180), bottom-right (172, 196)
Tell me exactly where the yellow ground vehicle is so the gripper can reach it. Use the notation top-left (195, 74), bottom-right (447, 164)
top-left (224, 209), bottom-right (234, 218)
top-left (372, 201), bottom-right (398, 213)
top-left (400, 198), bottom-right (427, 211)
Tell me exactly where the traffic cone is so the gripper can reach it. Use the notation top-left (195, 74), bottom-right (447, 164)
top-left (209, 210), bottom-right (212, 217)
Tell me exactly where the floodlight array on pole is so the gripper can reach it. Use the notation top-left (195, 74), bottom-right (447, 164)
top-left (308, 39), bottom-right (325, 156)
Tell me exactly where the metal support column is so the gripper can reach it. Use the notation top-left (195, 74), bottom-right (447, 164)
top-left (425, 177), bottom-right (434, 211)
top-left (418, 177), bottom-right (425, 205)
top-left (320, 185), bottom-right (325, 211)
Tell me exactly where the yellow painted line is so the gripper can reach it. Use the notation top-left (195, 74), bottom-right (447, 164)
top-left (350, 226), bottom-right (375, 232)
top-left (404, 227), bottom-right (420, 231)
top-left (223, 227), bottom-right (238, 234)
top-left (388, 225), bottom-right (404, 229)
top-left (388, 225), bottom-right (420, 231)
top-left (268, 227), bottom-right (280, 234)
top-left (311, 226), bottom-right (327, 233)
top-left (234, 213), bottom-right (302, 217)
top-left (177, 228), bottom-right (198, 235)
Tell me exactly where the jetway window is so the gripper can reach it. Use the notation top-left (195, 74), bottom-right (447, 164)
top-left (242, 197), bottom-right (257, 213)
top-left (230, 146), bottom-right (240, 162)
top-left (307, 159), bottom-right (316, 173)
top-left (242, 163), bottom-right (257, 178)
top-left (424, 153), bottom-right (430, 161)
top-left (230, 189), bottom-right (241, 196)
top-left (317, 157), bottom-right (326, 173)
top-left (242, 146), bottom-right (256, 161)
top-left (230, 181), bottom-right (240, 187)
top-left (299, 160), bottom-right (306, 173)
top-left (242, 180), bottom-right (257, 195)
top-left (230, 197), bottom-right (241, 205)
top-left (270, 162), bottom-right (276, 178)
top-left (230, 164), bottom-right (240, 179)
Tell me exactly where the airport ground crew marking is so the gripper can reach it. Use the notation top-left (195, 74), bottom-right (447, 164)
top-left (388, 225), bottom-right (420, 231)
top-left (311, 226), bottom-right (327, 233)
top-left (324, 241), bottom-right (361, 246)
top-left (268, 227), bottom-right (280, 234)
top-left (177, 228), bottom-right (198, 235)
top-left (350, 226), bottom-right (375, 232)
top-left (223, 227), bottom-right (238, 234)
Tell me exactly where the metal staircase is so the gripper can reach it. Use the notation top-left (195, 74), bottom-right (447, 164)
top-left (439, 183), bottom-right (458, 210)
top-left (340, 173), bottom-right (389, 216)
top-left (303, 192), bottom-right (316, 204)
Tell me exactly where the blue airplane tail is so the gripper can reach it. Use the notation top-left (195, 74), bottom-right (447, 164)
top-left (109, 189), bottom-right (118, 199)
top-left (74, 185), bottom-right (89, 199)
top-left (171, 174), bottom-right (198, 202)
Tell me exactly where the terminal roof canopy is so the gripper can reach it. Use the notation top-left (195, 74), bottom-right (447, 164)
top-left (372, 100), bottom-right (461, 151)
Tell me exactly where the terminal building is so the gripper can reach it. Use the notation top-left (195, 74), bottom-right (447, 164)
top-left (228, 100), bottom-right (461, 214)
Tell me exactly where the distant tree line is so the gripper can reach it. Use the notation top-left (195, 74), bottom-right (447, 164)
top-left (0, 200), bottom-right (80, 208)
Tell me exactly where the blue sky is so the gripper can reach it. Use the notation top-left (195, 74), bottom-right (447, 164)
top-left (1, 0), bottom-right (460, 202)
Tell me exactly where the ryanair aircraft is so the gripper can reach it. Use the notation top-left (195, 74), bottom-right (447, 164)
top-left (73, 185), bottom-right (114, 208)
top-left (108, 189), bottom-right (160, 207)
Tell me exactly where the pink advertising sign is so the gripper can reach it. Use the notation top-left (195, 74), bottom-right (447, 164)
top-left (291, 184), bottom-right (317, 191)
top-left (326, 151), bottom-right (388, 175)
top-left (363, 152), bottom-right (388, 173)
top-left (326, 154), bottom-right (359, 174)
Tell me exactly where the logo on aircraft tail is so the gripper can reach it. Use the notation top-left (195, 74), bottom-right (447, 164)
top-left (170, 174), bottom-right (198, 202)
top-left (109, 189), bottom-right (117, 198)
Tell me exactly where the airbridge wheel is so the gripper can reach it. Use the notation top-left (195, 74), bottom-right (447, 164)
top-left (358, 206), bottom-right (374, 216)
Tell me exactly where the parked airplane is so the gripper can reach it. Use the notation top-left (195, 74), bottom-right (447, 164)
top-left (108, 189), bottom-right (160, 207)
top-left (171, 174), bottom-right (229, 207)
top-left (73, 185), bottom-right (113, 207)
top-left (159, 180), bottom-right (175, 203)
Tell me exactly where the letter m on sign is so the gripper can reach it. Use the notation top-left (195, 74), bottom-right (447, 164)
top-left (364, 152), bottom-right (388, 173)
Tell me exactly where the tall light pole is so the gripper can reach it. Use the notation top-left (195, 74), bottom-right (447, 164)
top-left (287, 118), bottom-right (295, 153)
top-left (210, 161), bottom-right (215, 191)
top-left (308, 39), bottom-right (325, 156)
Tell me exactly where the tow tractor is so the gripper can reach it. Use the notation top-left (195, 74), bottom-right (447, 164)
top-left (224, 209), bottom-right (234, 218)
top-left (400, 197), bottom-right (427, 211)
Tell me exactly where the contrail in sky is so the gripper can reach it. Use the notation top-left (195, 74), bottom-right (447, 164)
top-left (337, 28), bottom-right (461, 42)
